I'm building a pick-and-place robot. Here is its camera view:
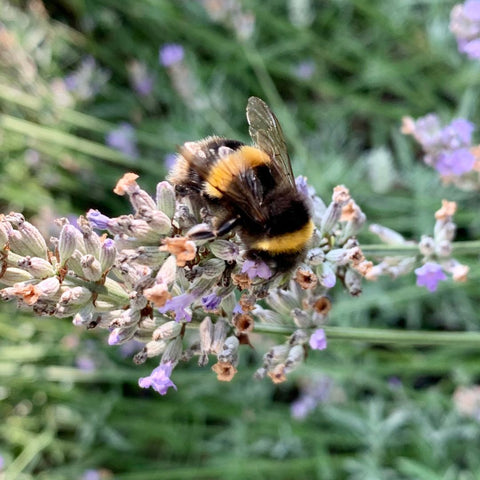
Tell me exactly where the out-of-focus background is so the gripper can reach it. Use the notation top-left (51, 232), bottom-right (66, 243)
top-left (2, 1), bottom-right (480, 479)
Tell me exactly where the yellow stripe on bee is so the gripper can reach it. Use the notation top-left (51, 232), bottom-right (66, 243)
top-left (252, 219), bottom-right (315, 254)
top-left (204, 146), bottom-right (271, 198)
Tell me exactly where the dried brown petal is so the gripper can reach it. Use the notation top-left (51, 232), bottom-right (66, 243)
top-left (212, 361), bottom-right (237, 382)
top-left (435, 200), bottom-right (457, 220)
top-left (160, 237), bottom-right (196, 267)
top-left (295, 268), bottom-right (318, 290)
top-left (267, 364), bottom-right (287, 384)
top-left (114, 172), bottom-right (139, 196)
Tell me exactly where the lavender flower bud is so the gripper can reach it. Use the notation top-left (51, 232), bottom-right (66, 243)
top-left (72, 304), bottom-right (96, 327)
top-left (35, 277), bottom-right (60, 298)
top-left (127, 219), bottom-right (161, 243)
top-left (108, 324), bottom-right (137, 345)
top-left (369, 224), bottom-right (407, 245)
top-left (58, 286), bottom-right (92, 306)
top-left (80, 255), bottom-right (103, 281)
top-left (7, 230), bottom-right (39, 258)
top-left (252, 306), bottom-right (283, 324)
top-left (17, 256), bottom-right (54, 278)
top-left (266, 289), bottom-right (299, 316)
top-left (284, 345), bottom-right (305, 373)
top-left (419, 235), bottom-right (435, 256)
top-left (196, 258), bottom-right (225, 279)
top-left (292, 308), bottom-right (312, 328)
top-left (153, 320), bottom-right (182, 341)
top-left (144, 340), bottom-right (168, 358)
top-left (209, 240), bottom-right (240, 261)
top-left (434, 220), bottom-right (456, 243)
top-left (161, 336), bottom-right (183, 365)
top-left (58, 224), bottom-right (79, 264)
top-left (18, 221), bottom-right (48, 258)
top-left (198, 316), bottom-right (214, 366)
top-left (319, 202), bottom-right (342, 235)
top-left (317, 262), bottom-right (336, 288)
top-left (289, 329), bottom-right (309, 346)
top-left (129, 188), bottom-right (157, 213)
top-left (0, 220), bottom-right (10, 247)
top-left (156, 181), bottom-right (176, 219)
top-left (344, 268), bottom-right (362, 296)
top-left (141, 209), bottom-right (172, 235)
top-left (78, 217), bottom-right (102, 258)
top-left (210, 318), bottom-right (229, 354)
top-left (325, 249), bottom-right (349, 265)
top-left (263, 344), bottom-right (289, 367)
top-left (218, 336), bottom-right (240, 364)
top-left (435, 240), bottom-right (452, 258)
top-left (129, 291), bottom-right (148, 311)
top-left (0, 267), bottom-right (34, 285)
top-left (306, 248), bottom-right (325, 266)
top-left (110, 308), bottom-right (141, 328)
top-left (100, 238), bottom-right (116, 271)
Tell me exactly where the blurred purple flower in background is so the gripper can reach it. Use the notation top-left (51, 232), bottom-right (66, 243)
top-left (75, 354), bottom-right (97, 372)
top-left (128, 60), bottom-right (154, 96)
top-left (164, 153), bottom-right (177, 170)
top-left (159, 44), bottom-right (185, 67)
top-left (64, 56), bottom-right (110, 100)
top-left (294, 60), bottom-right (315, 80)
top-left (291, 375), bottom-right (333, 420)
top-left (415, 262), bottom-right (447, 292)
top-left (436, 148), bottom-right (476, 176)
top-left (81, 469), bottom-right (101, 480)
top-left (402, 114), bottom-right (476, 176)
top-left (105, 123), bottom-right (139, 158)
top-left (450, 0), bottom-right (480, 59)
top-left (119, 339), bottom-right (145, 358)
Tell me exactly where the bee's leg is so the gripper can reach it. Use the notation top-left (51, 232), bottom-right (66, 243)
top-left (215, 217), bottom-right (239, 236)
top-left (187, 217), bottom-right (239, 241)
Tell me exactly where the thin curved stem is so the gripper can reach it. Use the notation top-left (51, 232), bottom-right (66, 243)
top-left (253, 323), bottom-right (480, 347)
top-left (362, 240), bottom-right (480, 257)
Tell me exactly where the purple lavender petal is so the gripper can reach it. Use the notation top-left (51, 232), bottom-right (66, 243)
top-left (138, 362), bottom-right (177, 395)
top-left (309, 329), bottom-right (327, 350)
top-left (435, 148), bottom-right (475, 176)
top-left (414, 262), bottom-right (447, 292)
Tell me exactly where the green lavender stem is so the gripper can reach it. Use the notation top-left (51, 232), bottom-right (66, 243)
top-left (253, 324), bottom-right (480, 347)
top-left (0, 83), bottom-right (162, 148)
top-left (362, 240), bottom-right (480, 256)
top-left (0, 113), bottom-right (161, 173)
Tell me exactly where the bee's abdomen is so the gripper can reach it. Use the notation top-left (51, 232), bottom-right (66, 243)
top-left (245, 195), bottom-right (313, 255)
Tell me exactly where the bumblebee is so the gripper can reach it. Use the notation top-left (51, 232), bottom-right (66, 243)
top-left (168, 96), bottom-right (314, 275)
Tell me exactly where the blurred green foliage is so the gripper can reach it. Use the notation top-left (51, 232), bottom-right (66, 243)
top-left (2, 0), bottom-right (480, 479)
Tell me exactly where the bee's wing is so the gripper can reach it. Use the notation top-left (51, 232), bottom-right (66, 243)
top-left (246, 96), bottom-right (297, 191)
